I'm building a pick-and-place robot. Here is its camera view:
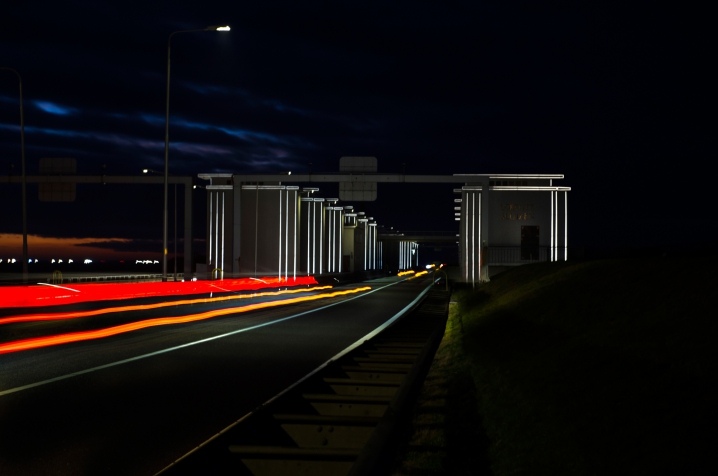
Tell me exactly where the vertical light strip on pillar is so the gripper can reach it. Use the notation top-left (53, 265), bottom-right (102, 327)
top-left (550, 190), bottom-right (554, 262)
top-left (306, 201), bottom-right (311, 275)
top-left (473, 192), bottom-right (478, 285)
top-left (208, 191), bottom-right (213, 266)
top-left (339, 212), bottom-right (343, 272)
top-left (220, 192), bottom-right (225, 278)
top-left (478, 191), bottom-right (482, 282)
top-left (373, 227), bottom-right (377, 269)
top-left (293, 190), bottom-right (297, 280)
top-left (555, 191), bottom-right (559, 262)
top-left (372, 226), bottom-right (375, 269)
top-left (319, 202), bottom-right (323, 275)
top-left (372, 229), bottom-right (375, 270)
top-left (327, 209), bottom-right (332, 272)
top-left (368, 224), bottom-right (372, 270)
top-left (464, 192), bottom-right (469, 281)
top-left (311, 202), bottom-right (315, 275)
top-left (325, 207), bottom-right (334, 273)
top-left (564, 191), bottom-right (568, 261)
top-left (550, 192), bottom-right (555, 261)
top-left (364, 225), bottom-right (367, 271)
top-left (215, 193), bottom-right (220, 271)
top-left (285, 189), bottom-right (289, 280)
top-left (278, 189), bottom-right (282, 281)
top-left (399, 241), bottom-right (403, 270)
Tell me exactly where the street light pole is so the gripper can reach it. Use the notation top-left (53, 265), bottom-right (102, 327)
top-left (145, 168), bottom-right (178, 281)
top-left (1, 67), bottom-right (28, 283)
top-left (174, 182), bottom-right (177, 281)
top-left (163, 25), bottom-right (230, 281)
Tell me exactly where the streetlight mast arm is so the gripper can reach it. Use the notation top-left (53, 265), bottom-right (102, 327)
top-left (162, 25), bottom-right (229, 282)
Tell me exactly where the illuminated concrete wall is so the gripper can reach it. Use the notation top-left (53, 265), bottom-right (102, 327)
top-left (487, 190), bottom-right (567, 263)
top-left (239, 185), bottom-right (299, 279)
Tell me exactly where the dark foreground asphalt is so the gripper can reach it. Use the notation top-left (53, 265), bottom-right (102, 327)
top-left (0, 276), bottom-right (432, 476)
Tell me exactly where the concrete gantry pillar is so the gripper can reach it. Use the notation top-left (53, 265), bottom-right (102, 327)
top-left (398, 240), bottom-right (417, 270)
top-left (367, 219), bottom-right (377, 270)
top-left (342, 206), bottom-right (356, 272)
top-left (207, 183), bottom-right (234, 279)
top-left (459, 177), bottom-right (490, 286)
top-left (356, 215), bottom-right (368, 271)
top-left (299, 196), bottom-right (325, 275)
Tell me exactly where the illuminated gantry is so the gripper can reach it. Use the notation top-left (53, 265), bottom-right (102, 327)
top-left (199, 171), bottom-right (570, 282)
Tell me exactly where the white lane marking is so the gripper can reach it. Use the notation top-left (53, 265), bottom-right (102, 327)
top-left (37, 283), bottom-right (81, 292)
top-left (155, 280), bottom-right (434, 475)
top-left (0, 279), bottom-right (411, 397)
top-left (208, 284), bottom-right (231, 292)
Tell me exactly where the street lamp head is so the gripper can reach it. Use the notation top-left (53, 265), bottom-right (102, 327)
top-left (207, 25), bottom-right (230, 31)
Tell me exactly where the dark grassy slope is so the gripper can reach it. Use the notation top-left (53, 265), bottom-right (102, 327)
top-left (457, 257), bottom-right (718, 475)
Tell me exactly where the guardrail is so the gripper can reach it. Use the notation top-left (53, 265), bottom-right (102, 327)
top-left (45, 273), bottom-right (170, 284)
top-left (488, 246), bottom-right (549, 265)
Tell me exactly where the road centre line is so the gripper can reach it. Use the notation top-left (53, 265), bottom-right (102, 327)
top-left (0, 279), bottom-right (409, 397)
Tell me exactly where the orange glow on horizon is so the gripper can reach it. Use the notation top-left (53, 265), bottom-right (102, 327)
top-left (0, 286), bottom-right (372, 355)
top-left (0, 233), bottom-right (143, 260)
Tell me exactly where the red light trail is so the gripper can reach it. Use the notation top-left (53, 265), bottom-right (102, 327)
top-left (0, 276), bottom-right (318, 308)
top-left (0, 286), bottom-right (371, 355)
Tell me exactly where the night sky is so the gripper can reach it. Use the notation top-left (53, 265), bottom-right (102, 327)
top-left (0, 1), bottom-right (712, 262)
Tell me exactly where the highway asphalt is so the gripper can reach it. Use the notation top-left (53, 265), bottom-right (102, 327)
top-left (0, 275), bottom-right (432, 475)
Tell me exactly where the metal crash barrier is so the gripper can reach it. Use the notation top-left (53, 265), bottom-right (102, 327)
top-left (157, 288), bottom-right (451, 476)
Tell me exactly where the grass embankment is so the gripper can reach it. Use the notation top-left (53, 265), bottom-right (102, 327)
top-left (395, 257), bottom-right (718, 475)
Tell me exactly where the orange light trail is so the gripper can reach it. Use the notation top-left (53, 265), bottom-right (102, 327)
top-left (0, 286), bottom-right (334, 326)
top-left (0, 286), bottom-right (372, 355)
top-left (397, 270), bottom-right (415, 276)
